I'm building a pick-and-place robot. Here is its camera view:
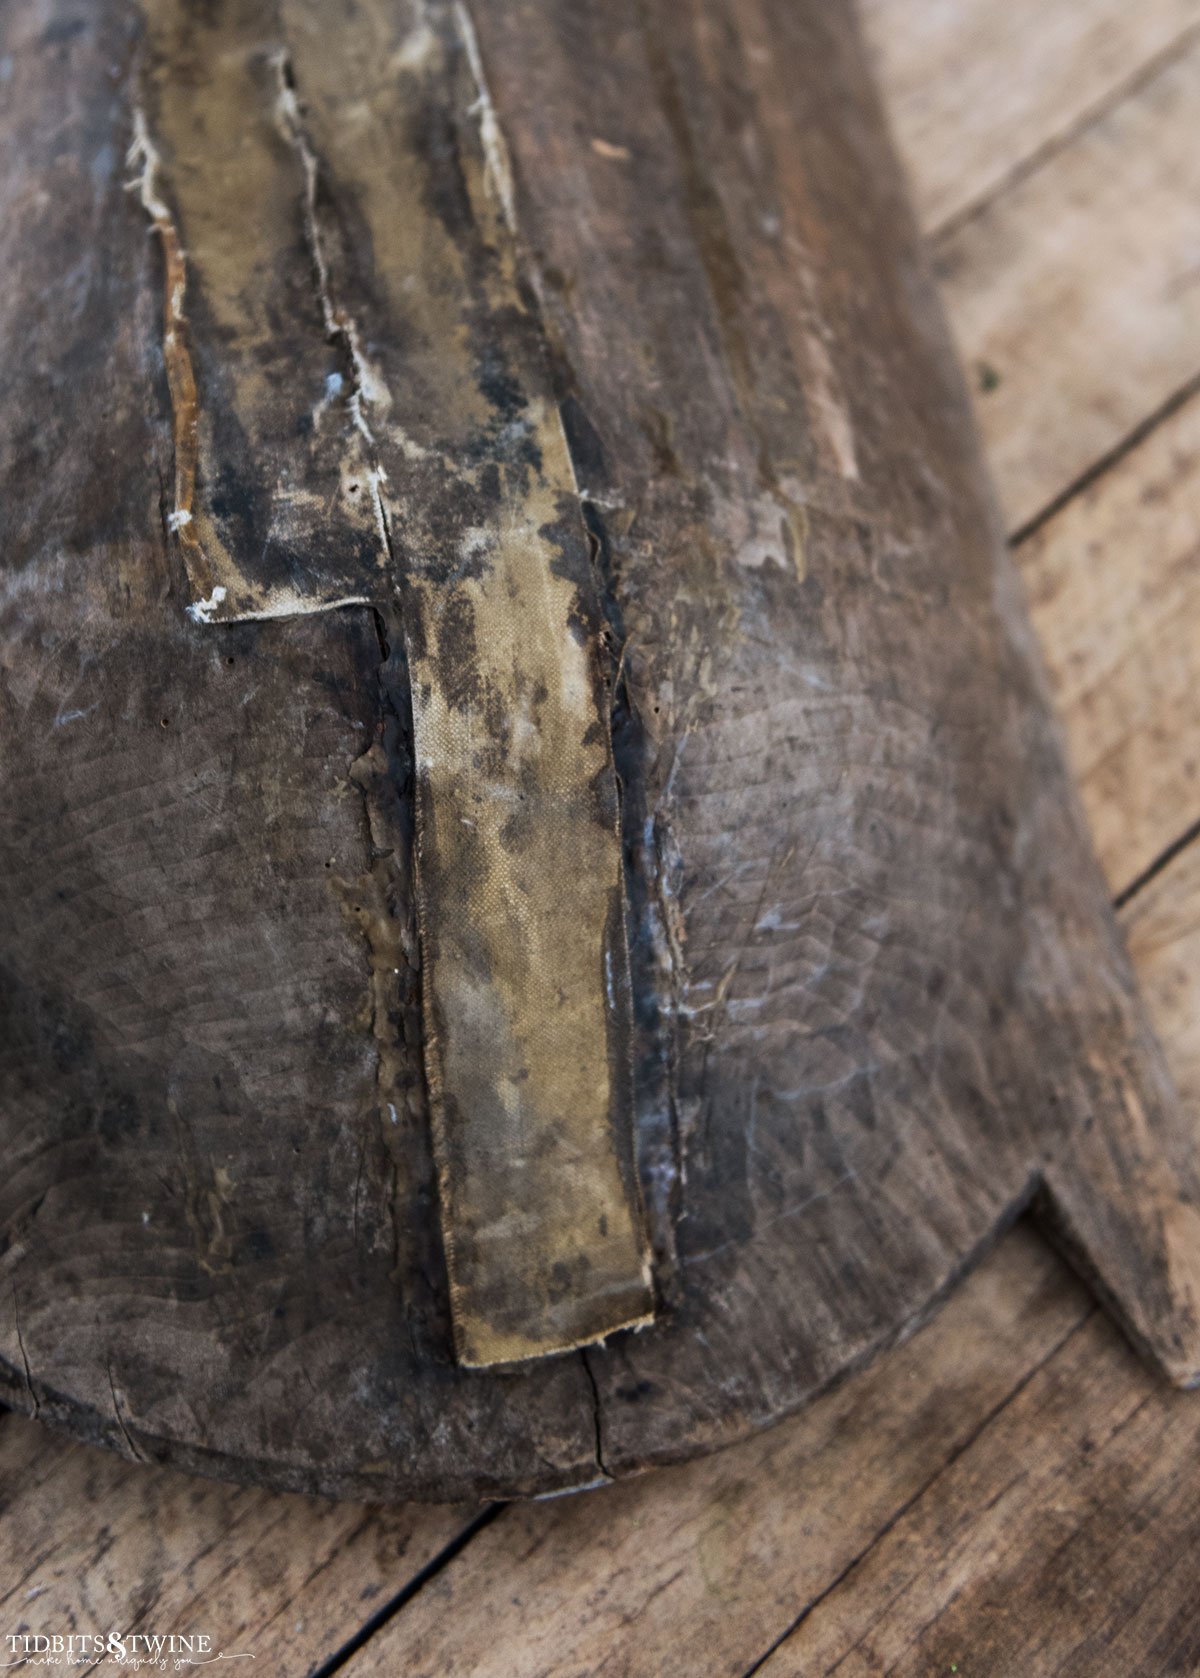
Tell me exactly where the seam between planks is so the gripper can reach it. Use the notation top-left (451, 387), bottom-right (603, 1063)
top-left (924, 16), bottom-right (1200, 247)
top-left (1113, 813), bottom-right (1200, 910)
top-left (1008, 365), bottom-right (1200, 549)
top-left (304, 1504), bottom-right (504, 1678)
top-left (734, 1304), bottom-right (1097, 1678)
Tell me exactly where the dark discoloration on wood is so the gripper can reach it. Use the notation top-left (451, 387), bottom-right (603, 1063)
top-left (131, 0), bottom-right (654, 1364)
top-left (1, 0), bottom-right (1199, 1501)
top-left (470, 0), bottom-right (1200, 1462)
top-left (0, 0), bottom-right (606, 1495)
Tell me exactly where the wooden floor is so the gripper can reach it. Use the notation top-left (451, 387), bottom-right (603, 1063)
top-left (7, 1), bottom-right (1200, 1671)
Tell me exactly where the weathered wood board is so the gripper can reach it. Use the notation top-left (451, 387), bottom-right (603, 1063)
top-left (2, 0), bottom-right (1200, 1506)
top-left (0, 1407), bottom-right (478, 1677)
top-left (934, 26), bottom-right (1200, 533)
top-left (1017, 386), bottom-right (1200, 891)
top-left (861, 0), bottom-right (1200, 235)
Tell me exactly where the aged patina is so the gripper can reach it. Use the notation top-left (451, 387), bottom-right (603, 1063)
top-left (132, 0), bottom-right (655, 1365)
top-left (2, 0), bottom-right (1199, 1502)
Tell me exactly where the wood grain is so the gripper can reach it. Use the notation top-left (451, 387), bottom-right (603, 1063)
top-left (1020, 388), bottom-right (1200, 890)
top-left (0, 1412), bottom-right (473, 1677)
top-left (935, 33), bottom-right (1200, 531)
top-left (338, 1230), bottom-right (1088, 1678)
top-left (859, 0), bottom-right (1200, 234)
top-left (8, 0), bottom-right (1198, 1501)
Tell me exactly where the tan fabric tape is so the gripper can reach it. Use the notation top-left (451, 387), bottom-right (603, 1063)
top-left (135, 0), bottom-right (654, 1362)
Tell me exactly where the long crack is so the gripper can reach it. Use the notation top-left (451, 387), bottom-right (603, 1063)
top-left (12, 1288), bottom-right (39, 1421)
top-left (454, 0), bottom-right (517, 232)
top-left (271, 50), bottom-right (395, 560)
top-left (126, 107), bottom-right (207, 600)
top-left (580, 1347), bottom-right (614, 1481)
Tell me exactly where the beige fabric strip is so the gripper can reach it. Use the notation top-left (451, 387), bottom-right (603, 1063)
top-left (136, 0), bottom-right (653, 1362)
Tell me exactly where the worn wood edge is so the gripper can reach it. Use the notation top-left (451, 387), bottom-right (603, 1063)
top-left (0, 1176), bottom-right (1044, 1502)
top-left (1009, 385), bottom-right (1200, 1374)
top-left (0, 1349), bottom-right (592, 1503)
top-left (1032, 1180), bottom-right (1200, 1390)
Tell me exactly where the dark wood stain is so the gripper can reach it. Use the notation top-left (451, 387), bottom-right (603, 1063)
top-left (0, 0), bottom-right (1198, 1501)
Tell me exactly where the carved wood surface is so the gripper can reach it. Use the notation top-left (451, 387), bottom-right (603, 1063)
top-left (2, 0), bottom-right (1200, 1511)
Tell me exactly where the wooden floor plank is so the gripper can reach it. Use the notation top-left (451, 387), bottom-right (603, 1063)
top-left (758, 1305), bottom-right (1200, 1678)
top-left (0, 1418), bottom-right (473, 1677)
top-left (1123, 834), bottom-right (1200, 1112)
top-left (868, 0), bottom-right (1200, 895)
top-left (336, 1233), bottom-right (1088, 1678)
top-left (934, 34), bottom-right (1200, 532)
top-left (1019, 387), bottom-right (1200, 890)
top-left (860, 0), bottom-right (1200, 235)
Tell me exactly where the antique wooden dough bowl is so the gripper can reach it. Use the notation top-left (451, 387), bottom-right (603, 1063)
top-left (2, 0), bottom-right (1199, 1502)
